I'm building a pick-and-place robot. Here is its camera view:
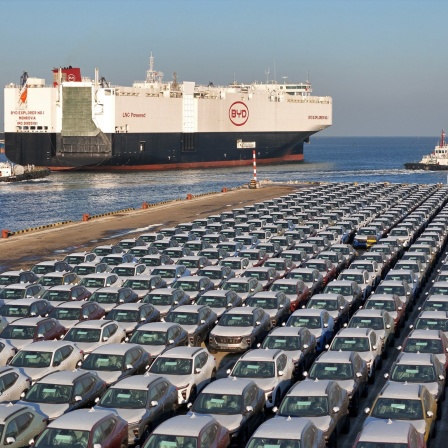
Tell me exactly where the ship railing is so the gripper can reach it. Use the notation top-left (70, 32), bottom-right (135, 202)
top-left (286, 96), bottom-right (332, 104)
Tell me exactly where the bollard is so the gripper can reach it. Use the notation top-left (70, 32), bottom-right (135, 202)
top-left (142, 202), bottom-right (149, 209)
top-left (186, 194), bottom-right (193, 200)
top-left (221, 187), bottom-right (228, 193)
top-left (1, 229), bottom-right (10, 239)
top-left (82, 214), bottom-right (90, 222)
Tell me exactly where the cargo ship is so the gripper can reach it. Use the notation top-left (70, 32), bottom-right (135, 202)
top-left (404, 130), bottom-right (448, 170)
top-left (4, 55), bottom-right (332, 171)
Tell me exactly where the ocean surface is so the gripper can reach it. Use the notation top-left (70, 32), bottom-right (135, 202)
top-left (1, 136), bottom-right (447, 232)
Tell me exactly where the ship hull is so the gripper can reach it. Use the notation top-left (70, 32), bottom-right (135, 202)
top-left (404, 162), bottom-right (448, 171)
top-left (5, 130), bottom-right (309, 171)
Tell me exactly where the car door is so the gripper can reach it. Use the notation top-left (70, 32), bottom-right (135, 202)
top-left (4, 411), bottom-right (35, 446)
top-left (53, 345), bottom-right (73, 369)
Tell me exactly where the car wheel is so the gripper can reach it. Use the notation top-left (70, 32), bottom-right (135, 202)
top-left (350, 392), bottom-right (360, 417)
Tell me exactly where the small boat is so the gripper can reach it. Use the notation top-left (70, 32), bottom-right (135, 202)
top-left (0, 161), bottom-right (50, 182)
top-left (404, 130), bottom-right (448, 170)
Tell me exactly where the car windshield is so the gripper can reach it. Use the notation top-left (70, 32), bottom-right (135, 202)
top-left (99, 387), bottom-right (147, 408)
top-left (386, 274), bottom-right (411, 283)
top-left (25, 383), bottom-right (72, 403)
top-left (0, 275), bottom-right (19, 285)
top-left (192, 392), bottom-right (243, 415)
top-left (404, 338), bottom-right (443, 354)
top-left (278, 395), bottom-right (328, 417)
top-left (0, 289), bottom-right (26, 300)
top-left (171, 281), bottom-right (200, 292)
top-left (0, 325), bottom-right (35, 339)
top-left (349, 317), bottom-right (384, 330)
top-left (89, 292), bottom-right (119, 304)
top-left (271, 284), bottom-right (297, 295)
top-left (365, 300), bottom-right (396, 312)
top-left (222, 282), bottom-right (249, 293)
top-left (247, 438), bottom-right (301, 448)
top-left (122, 279), bottom-right (151, 289)
top-left (355, 443), bottom-right (408, 448)
top-left (31, 265), bottom-right (54, 275)
top-left (41, 289), bottom-right (71, 301)
top-left (81, 353), bottom-right (124, 371)
top-left (219, 314), bottom-right (253, 327)
top-left (429, 286), bottom-right (448, 295)
top-left (391, 364), bottom-right (436, 382)
top-left (232, 360), bottom-right (275, 378)
top-left (196, 296), bottom-right (228, 308)
top-left (165, 312), bottom-right (197, 325)
top-left (79, 278), bottom-right (106, 288)
top-left (309, 362), bottom-right (353, 380)
top-left (324, 285), bottom-right (353, 296)
top-left (415, 318), bottom-right (448, 331)
top-left (307, 299), bottom-right (338, 311)
top-left (288, 316), bottom-right (321, 329)
top-left (35, 428), bottom-right (90, 448)
top-left (139, 258), bottom-right (161, 267)
top-left (331, 337), bottom-right (370, 351)
top-left (152, 268), bottom-right (177, 278)
top-left (130, 330), bottom-right (166, 345)
top-left (376, 286), bottom-right (405, 296)
top-left (244, 271), bottom-right (269, 280)
top-left (287, 272), bottom-right (313, 282)
top-left (0, 305), bottom-right (30, 318)
top-left (197, 270), bottom-right (221, 279)
top-left (149, 357), bottom-right (192, 375)
top-left (73, 266), bottom-right (96, 275)
top-left (50, 308), bottom-right (80, 320)
top-left (143, 293), bottom-right (174, 306)
top-left (107, 310), bottom-right (139, 322)
top-left (339, 274), bottom-right (364, 283)
top-left (371, 398), bottom-right (423, 420)
top-left (129, 249), bottom-right (149, 257)
top-left (144, 435), bottom-right (197, 448)
top-left (11, 350), bottom-right (52, 367)
top-left (246, 298), bottom-right (278, 309)
top-left (240, 252), bottom-right (260, 261)
top-left (112, 267), bottom-right (137, 276)
top-left (64, 256), bottom-right (85, 265)
top-left (220, 261), bottom-right (243, 269)
top-left (37, 276), bottom-right (64, 286)
top-left (64, 328), bottom-right (101, 343)
top-left (263, 336), bottom-right (301, 351)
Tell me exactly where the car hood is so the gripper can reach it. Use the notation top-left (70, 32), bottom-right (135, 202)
top-left (187, 412), bottom-right (243, 433)
top-left (208, 307), bottom-right (227, 318)
top-left (356, 352), bottom-right (374, 365)
top-left (332, 379), bottom-right (356, 396)
top-left (3, 338), bottom-right (34, 350)
top-left (275, 415), bottom-right (332, 434)
top-left (152, 305), bottom-right (172, 317)
top-left (364, 416), bottom-right (426, 436)
top-left (95, 405), bottom-right (147, 424)
top-left (178, 324), bottom-right (199, 335)
top-left (211, 326), bottom-right (252, 337)
top-left (308, 328), bottom-right (323, 339)
top-left (78, 369), bottom-right (122, 385)
top-left (117, 322), bottom-right (139, 334)
top-left (56, 319), bottom-right (80, 329)
top-left (17, 366), bottom-right (54, 382)
top-left (19, 400), bottom-right (70, 420)
top-left (73, 341), bottom-right (102, 354)
top-left (249, 377), bottom-right (278, 393)
top-left (138, 344), bottom-right (166, 358)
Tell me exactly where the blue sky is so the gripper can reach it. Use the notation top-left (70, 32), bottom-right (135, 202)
top-left (2, 0), bottom-right (447, 136)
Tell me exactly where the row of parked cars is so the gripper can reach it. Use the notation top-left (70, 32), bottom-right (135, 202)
top-left (0, 181), bottom-right (447, 448)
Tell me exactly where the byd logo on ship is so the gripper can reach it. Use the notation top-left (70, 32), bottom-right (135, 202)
top-left (229, 101), bottom-right (249, 126)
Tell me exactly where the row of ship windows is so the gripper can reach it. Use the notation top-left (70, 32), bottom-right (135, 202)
top-left (16, 126), bottom-right (49, 131)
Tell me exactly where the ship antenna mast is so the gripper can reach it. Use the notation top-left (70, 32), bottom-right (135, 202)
top-left (442, 130), bottom-right (445, 147)
top-left (146, 52), bottom-right (164, 83)
top-left (265, 69), bottom-right (270, 84)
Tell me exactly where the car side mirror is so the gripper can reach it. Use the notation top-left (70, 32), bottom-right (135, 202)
top-left (119, 299), bottom-right (125, 303)
top-left (332, 406), bottom-right (340, 414)
top-left (77, 360), bottom-right (82, 367)
top-left (386, 324), bottom-right (391, 329)
top-left (303, 344), bottom-right (309, 349)
top-left (439, 375), bottom-right (445, 381)
top-left (102, 336), bottom-right (109, 342)
top-left (75, 395), bottom-right (82, 402)
top-left (302, 371), bottom-right (308, 377)
top-left (427, 411), bottom-right (434, 418)
top-left (226, 369), bottom-right (231, 375)
top-left (94, 444), bottom-right (102, 448)
top-left (20, 392), bottom-right (26, 398)
top-left (37, 333), bottom-right (44, 339)
top-left (384, 373), bottom-right (389, 379)
top-left (278, 370), bottom-right (284, 377)
top-left (150, 400), bottom-right (158, 407)
top-left (396, 345), bottom-right (402, 351)
top-left (272, 406), bottom-right (278, 413)
top-left (95, 397), bottom-right (100, 403)
top-left (279, 304), bottom-right (284, 309)
top-left (195, 368), bottom-right (202, 374)
top-left (245, 405), bottom-right (253, 413)
top-left (168, 339), bottom-right (175, 344)
top-left (255, 321), bottom-right (261, 326)
top-left (409, 325), bottom-right (414, 330)
top-left (174, 301), bottom-right (179, 305)
top-left (323, 323), bottom-right (328, 328)
top-left (364, 407), bottom-right (371, 414)
top-left (6, 438), bottom-right (16, 445)
top-left (126, 364), bottom-right (133, 370)
top-left (356, 372), bottom-right (363, 378)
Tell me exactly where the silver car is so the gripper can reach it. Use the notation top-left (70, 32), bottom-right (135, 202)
top-left (9, 340), bottom-right (84, 381)
top-left (147, 346), bottom-right (216, 404)
top-left (0, 366), bottom-right (31, 402)
top-left (228, 348), bottom-right (295, 408)
top-left (0, 403), bottom-right (47, 448)
top-left (94, 374), bottom-right (178, 445)
top-left (142, 288), bottom-right (191, 318)
top-left (105, 303), bottom-right (160, 335)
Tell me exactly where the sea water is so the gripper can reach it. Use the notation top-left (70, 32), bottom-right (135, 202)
top-left (0, 136), bottom-right (445, 231)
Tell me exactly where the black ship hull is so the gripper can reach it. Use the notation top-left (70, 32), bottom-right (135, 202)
top-left (404, 162), bottom-right (448, 171)
top-left (5, 131), bottom-right (312, 171)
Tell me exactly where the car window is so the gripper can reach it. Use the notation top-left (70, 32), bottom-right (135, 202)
top-left (43, 321), bottom-right (55, 333)
top-left (2, 373), bottom-right (18, 390)
top-left (276, 354), bottom-right (287, 372)
top-left (200, 423), bottom-right (218, 448)
top-left (422, 389), bottom-right (431, 412)
top-left (244, 385), bottom-right (257, 408)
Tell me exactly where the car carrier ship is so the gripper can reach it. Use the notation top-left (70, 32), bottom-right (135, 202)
top-left (4, 55), bottom-right (332, 171)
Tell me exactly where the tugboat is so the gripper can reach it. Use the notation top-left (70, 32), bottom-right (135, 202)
top-left (404, 130), bottom-right (448, 170)
top-left (0, 161), bottom-right (50, 182)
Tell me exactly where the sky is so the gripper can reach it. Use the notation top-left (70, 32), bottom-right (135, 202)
top-left (1, 0), bottom-right (448, 137)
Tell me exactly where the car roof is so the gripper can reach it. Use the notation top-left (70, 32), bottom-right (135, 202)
top-left (315, 351), bottom-right (354, 363)
top-left (417, 311), bottom-right (448, 318)
top-left (8, 317), bottom-right (47, 326)
top-left (395, 352), bottom-right (434, 366)
top-left (352, 309), bottom-right (387, 317)
top-left (0, 404), bottom-right (31, 422)
top-left (201, 377), bottom-right (255, 395)
top-left (109, 303), bottom-right (147, 310)
top-left (18, 341), bottom-right (76, 351)
top-left (201, 290), bottom-right (233, 298)
top-left (334, 328), bottom-right (373, 338)
top-left (48, 409), bottom-right (115, 430)
top-left (226, 306), bottom-right (257, 315)
top-left (56, 302), bottom-right (86, 309)
top-left (38, 370), bottom-right (91, 385)
top-left (407, 329), bottom-right (444, 339)
top-left (110, 374), bottom-right (165, 390)
top-left (309, 293), bottom-right (342, 301)
top-left (291, 309), bottom-right (326, 317)
top-left (358, 420), bottom-right (414, 443)
top-left (71, 320), bottom-right (117, 329)
top-left (153, 415), bottom-right (216, 436)
top-left (136, 322), bottom-right (181, 332)
top-left (267, 327), bottom-right (308, 337)
top-left (160, 346), bottom-right (205, 358)
top-left (171, 305), bottom-right (204, 313)
top-left (89, 343), bottom-right (140, 355)
top-left (239, 349), bottom-right (282, 361)
top-left (2, 298), bottom-right (44, 306)
top-left (379, 382), bottom-right (423, 398)
top-left (251, 417), bottom-right (311, 439)
top-left (288, 378), bottom-right (334, 396)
